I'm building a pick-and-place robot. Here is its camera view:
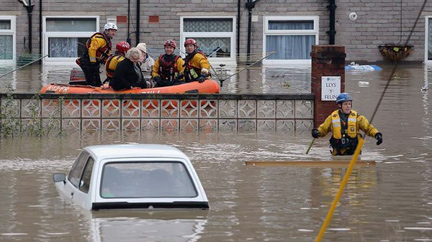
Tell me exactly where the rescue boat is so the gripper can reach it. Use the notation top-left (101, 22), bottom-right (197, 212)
top-left (40, 79), bottom-right (220, 95)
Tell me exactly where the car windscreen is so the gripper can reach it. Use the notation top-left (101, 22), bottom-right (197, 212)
top-left (100, 162), bottom-right (198, 199)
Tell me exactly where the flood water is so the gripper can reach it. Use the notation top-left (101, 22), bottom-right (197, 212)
top-left (0, 63), bottom-right (431, 241)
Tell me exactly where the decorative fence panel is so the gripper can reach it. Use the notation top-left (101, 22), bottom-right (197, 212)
top-left (0, 93), bottom-right (314, 133)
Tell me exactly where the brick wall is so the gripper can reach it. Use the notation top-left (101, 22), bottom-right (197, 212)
top-left (1, 0), bottom-right (430, 62)
top-left (336, 0), bottom-right (426, 62)
top-left (311, 45), bottom-right (346, 126)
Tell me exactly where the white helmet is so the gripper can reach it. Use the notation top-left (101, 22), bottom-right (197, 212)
top-left (104, 23), bottom-right (118, 31)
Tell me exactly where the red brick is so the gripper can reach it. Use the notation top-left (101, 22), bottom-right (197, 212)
top-left (311, 45), bottom-right (346, 126)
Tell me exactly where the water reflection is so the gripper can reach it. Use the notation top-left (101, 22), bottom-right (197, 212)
top-left (0, 65), bottom-right (16, 91)
top-left (89, 211), bottom-right (208, 242)
top-left (0, 130), bottom-right (432, 241)
top-left (0, 63), bottom-right (313, 94)
top-left (41, 64), bottom-right (77, 86)
top-left (0, 63), bottom-right (432, 241)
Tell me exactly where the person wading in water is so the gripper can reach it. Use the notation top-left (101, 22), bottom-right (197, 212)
top-left (312, 92), bottom-right (383, 155)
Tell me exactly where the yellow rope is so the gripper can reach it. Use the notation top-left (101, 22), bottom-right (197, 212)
top-left (315, 137), bottom-right (364, 242)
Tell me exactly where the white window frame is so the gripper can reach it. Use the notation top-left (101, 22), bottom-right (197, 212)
top-left (0, 16), bottom-right (16, 65)
top-left (263, 16), bottom-right (319, 65)
top-left (180, 16), bottom-right (236, 66)
top-left (425, 16), bottom-right (432, 64)
top-left (43, 16), bottom-right (99, 64)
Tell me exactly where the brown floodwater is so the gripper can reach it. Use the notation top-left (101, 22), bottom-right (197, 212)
top-left (0, 63), bottom-right (431, 241)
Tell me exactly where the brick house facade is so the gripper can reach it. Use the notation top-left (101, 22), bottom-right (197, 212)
top-left (1, 0), bottom-right (430, 65)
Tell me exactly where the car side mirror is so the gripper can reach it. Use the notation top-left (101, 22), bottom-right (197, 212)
top-left (53, 173), bottom-right (66, 183)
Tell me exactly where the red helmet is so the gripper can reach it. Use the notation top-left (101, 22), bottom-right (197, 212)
top-left (164, 40), bottom-right (176, 49)
top-left (184, 38), bottom-right (197, 48)
top-left (116, 41), bottom-right (130, 54)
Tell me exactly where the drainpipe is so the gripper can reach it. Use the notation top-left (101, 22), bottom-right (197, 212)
top-left (39, 0), bottom-right (42, 56)
top-left (327, 0), bottom-right (336, 45)
top-left (18, 0), bottom-right (35, 53)
top-left (245, 0), bottom-right (260, 63)
top-left (237, 0), bottom-right (240, 58)
top-left (27, 5), bottom-right (34, 53)
top-left (136, 0), bottom-right (140, 45)
top-left (127, 0), bottom-right (131, 44)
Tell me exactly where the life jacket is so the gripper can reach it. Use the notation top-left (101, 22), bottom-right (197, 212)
top-left (184, 50), bottom-right (207, 81)
top-left (331, 110), bottom-right (358, 139)
top-left (85, 32), bottom-right (112, 63)
top-left (105, 54), bottom-right (125, 78)
top-left (158, 54), bottom-right (180, 82)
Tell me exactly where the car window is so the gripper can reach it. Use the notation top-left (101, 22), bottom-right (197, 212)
top-left (68, 151), bottom-right (90, 188)
top-left (100, 162), bottom-right (198, 198)
top-left (79, 157), bottom-right (95, 193)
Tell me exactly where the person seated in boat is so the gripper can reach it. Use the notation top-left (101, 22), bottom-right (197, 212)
top-left (311, 92), bottom-right (383, 156)
top-left (151, 40), bottom-right (185, 87)
top-left (182, 38), bottom-right (211, 83)
top-left (110, 47), bottom-right (150, 91)
top-left (104, 41), bottom-right (130, 84)
top-left (136, 43), bottom-right (155, 83)
top-left (76, 22), bottom-right (117, 87)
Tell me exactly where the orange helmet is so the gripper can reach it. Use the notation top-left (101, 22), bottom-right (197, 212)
top-left (164, 40), bottom-right (176, 49)
top-left (116, 41), bottom-right (130, 54)
top-left (184, 38), bottom-right (197, 48)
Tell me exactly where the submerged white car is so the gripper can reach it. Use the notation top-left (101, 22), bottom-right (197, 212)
top-left (53, 144), bottom-right (209, 210)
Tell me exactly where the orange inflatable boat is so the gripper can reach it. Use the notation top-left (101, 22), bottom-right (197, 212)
top-left (40, 79), bottom-right (220, 95)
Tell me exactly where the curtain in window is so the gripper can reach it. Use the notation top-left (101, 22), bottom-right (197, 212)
top-left (48, 37), bottom-right (78, 57)
top-left (266, 35), bottom-right (315, 60)
top-left (266, 20), bottom-right (315, 60)
top-left (0, 35), bottom-right (13, 60)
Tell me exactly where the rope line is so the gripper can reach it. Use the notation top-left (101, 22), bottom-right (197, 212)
top-left (315, 1), bottom-right (428, 241)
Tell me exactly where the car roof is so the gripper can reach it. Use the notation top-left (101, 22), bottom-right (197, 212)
top-left (83, 144), bottom-right (189, 161)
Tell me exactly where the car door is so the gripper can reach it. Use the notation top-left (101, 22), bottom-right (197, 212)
top-left (75, 156), bottom-right (95, 210)
top-left (64, 151), bottom-right (95, 209)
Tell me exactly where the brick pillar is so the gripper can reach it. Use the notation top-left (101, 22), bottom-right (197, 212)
top-left (311, 45), bottom-right (346, 126)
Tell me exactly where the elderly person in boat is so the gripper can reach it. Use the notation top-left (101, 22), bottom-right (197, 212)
top-left (110, 47), bottom-right (150, 91)
top-left (311, 92), bottom-right (383, 156)
top-left (136, 43), bottom-right (155, 81)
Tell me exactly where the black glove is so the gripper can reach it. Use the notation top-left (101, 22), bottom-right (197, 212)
top-left (154, 75), bottom-right (162, 84)
top-left (174, 73), bottom-right (184, 82)
top-left (89, 61), bottom-right (99, 69)
top-left (375, 132), bottom-right (383, 145)
top-left (312, 128), bottom-right (320, 138)
top-left (197, 74), bottom-right (206, 83)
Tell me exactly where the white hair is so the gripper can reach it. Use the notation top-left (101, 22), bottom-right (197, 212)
top-left (125, 47), bottom-right (142, 63)
top-left (136, 43), bottom-right (147, 53)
